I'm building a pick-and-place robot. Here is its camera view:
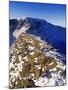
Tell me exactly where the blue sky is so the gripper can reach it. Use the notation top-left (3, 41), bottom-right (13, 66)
top-left (9, 1), bottom-right (66, 27)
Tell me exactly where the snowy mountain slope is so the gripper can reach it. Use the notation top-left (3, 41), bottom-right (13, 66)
top-left (9, 17), bottom-right (66, 88)
top-left (9, 17), bottom-right (66, 54)
top-left (9, 33), bottom-right (66, 88)
top-left (25, 17), bottom-right (66, 54)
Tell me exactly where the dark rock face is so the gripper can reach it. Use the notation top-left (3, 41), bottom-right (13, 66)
top-left (9, 19), bottom-right (18, 45)
top-left (10, 19), bottom-right (18, 32)
top-left (41, 70), bottom-right (52, 79)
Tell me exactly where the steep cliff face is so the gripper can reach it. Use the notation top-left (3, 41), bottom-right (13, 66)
top-left (9, 34), bottom-right (66, 89)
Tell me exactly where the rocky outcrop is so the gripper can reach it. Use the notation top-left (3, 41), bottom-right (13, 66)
top-left (9, 34), bottom-right (66, 88)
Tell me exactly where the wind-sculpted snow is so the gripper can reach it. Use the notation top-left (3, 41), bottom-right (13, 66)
top-left (9, 34), bottom-right (66, 88)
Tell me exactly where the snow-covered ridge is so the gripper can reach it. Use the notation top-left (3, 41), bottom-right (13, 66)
top-left (9, 17), bottom-right (66, 88)
top-left (13, 17), bottom-right (46, 39)
top-left (9, 33), bottom-right (66, 88)
top-left (10, 17), bottom-right (66, 54)
top-left (13, 18), bottom-right (31, 39)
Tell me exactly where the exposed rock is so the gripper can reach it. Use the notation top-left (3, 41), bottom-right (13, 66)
top-left (9, 33), bottom-right (66, 88)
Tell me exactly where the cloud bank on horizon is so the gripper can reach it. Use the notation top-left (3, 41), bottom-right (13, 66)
top-left (9, 1), bottom-right (66, 27)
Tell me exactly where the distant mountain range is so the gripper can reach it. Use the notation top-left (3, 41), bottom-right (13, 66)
top-left (9, 17), bottom-right (66, 54)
